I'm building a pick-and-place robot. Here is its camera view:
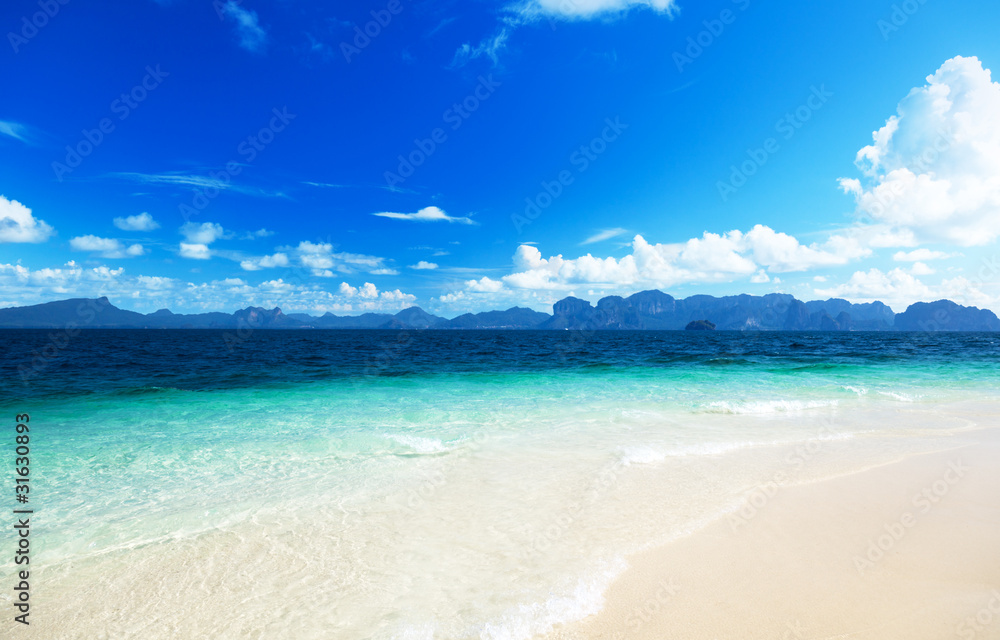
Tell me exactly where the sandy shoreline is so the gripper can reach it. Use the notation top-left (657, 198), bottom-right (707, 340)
top-left (544, 428), bottom-right (1000, 640)
top-left (6, 405), bottom-right (999, 639)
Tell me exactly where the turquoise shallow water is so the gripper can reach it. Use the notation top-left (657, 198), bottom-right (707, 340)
top-left (1, 330), bottom-right (998, 638)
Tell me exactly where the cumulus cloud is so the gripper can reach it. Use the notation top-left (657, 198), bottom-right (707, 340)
top-left (179, 243), bottom-right (212, 260)
top-left (839, 56), bottom-right (1000, 246)
top-left (814, 268), bottom-right (991, 311)
top-left (69, 235), bottom-right (145, 258)
top-left (373, 206), bottom-right (476, 225)
top-left (240, 253), bottom-right (289, 271)
top-left (465, 277), bottom-right (505, 293)
top-left (219, 0), bottom-right (267, 53)
top-left (114, 212), bottom-right (160, 231)
top-left (485, 226), bottom-right (866, 292)
top-left (410, 261), bottom-right (438, 270)
top-left (338, 281), bottom-right (416, 304)
top-left (0, 195), bottom-right (55, 243)
top-left (293, 241), bottom-right (390, 275)
top-left (180, 222), bottom-right (227, 245)
top-left (892, 248), bottom-right (958, 262)
top-left (0, 262), bottom-right (419, 315)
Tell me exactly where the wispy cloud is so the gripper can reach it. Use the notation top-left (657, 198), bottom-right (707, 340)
top-left (426, 16), bottom-right (458, 38)
top-left (0, 120), bottom-right (35, 145)
top-left (303, 181), bottom-right (419, 195)
top-left (581, 227), bottom-right (628, 245)
top-left (513, 0), bottom-right (680, 20)
top-left (108, 172), bottom-right (286, 198)
top-left (219, 1), bottom-right (268, 53)
top-left (373, 206), bottom-right (477, 225)
top-left (452, 28), bottom-right (511, 67)
top-left (455, 0), bottom-right (679, 67)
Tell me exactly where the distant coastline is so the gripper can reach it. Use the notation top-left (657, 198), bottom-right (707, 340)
top-left (1, 291), bottom-right (998, 331)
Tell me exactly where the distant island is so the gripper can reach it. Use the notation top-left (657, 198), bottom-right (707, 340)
top-left (0, 292), bottom-right (998, 331)
top-left (685, 320), bottom-right (717, 331)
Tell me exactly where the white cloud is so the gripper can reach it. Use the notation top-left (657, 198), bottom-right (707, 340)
top-left (69, 235), bottom-right (145, 258)
top-left (114, 212), bottom-right (160, 231)
top-left (338, 281), bottom-right (416, 305)
top-left (892, 248), bottom-right (958, 262)
top-left (137, 275), bottom-right (176, 290)
top-left (410, 261), bottom-right (438, 270)
top-left (293, 241), bottom-right (390, 275)
top-left (465, 277), bottom-right (504, 293)
top-left (839, 56), bottom-right (1000, 246)
top-left (581, 228), bottom-right (628, 245)
top-left (373, 206), bottom-right (476, 225)
top-left (490, 227), bottom-right (865, 292)
top-left (179, 243), bottom-right (212, 260)
top-left (514, 0), bottom-right (679, 20)
top-left (241, 228), bottom-right (274, 239)
top-left (750, 270), bottom-right (770, 284)
top-left (0, 262), bottom-right (419, 315)
top-left (0, 121), bottom-right (32, 144)
top-left (814, 268), bottom-right (992, 311)
top-left (74, 235), bottom-right (115, 252)
top-left (910, 261), bottom-right (935, 276)
top-left (452, 28), bottom-right (511, 67)
top-left (743, 225), bottom-right (871, 272)
top-left (0, 195), bottom-right (55, 243)
top-left (240, 252), bottom-right (289, 271)
top-left (219, 0), bottom-right (267, 53)
top-left (180, 222), bottom-right (226, 245)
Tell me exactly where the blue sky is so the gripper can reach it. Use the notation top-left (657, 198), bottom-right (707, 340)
top-left (2, 0), bottom-right (1000, 316)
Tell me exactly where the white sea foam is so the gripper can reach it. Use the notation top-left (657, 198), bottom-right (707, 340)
top-left (384, 433), bottom-right (448, 453)
top-left (618, 445), bottom-right (667, 466)
top-left (663, 440), bottom-right (762, 457)
top-left (477, 559), bottom-right (627, 640)
top-left (704, 399), bottom-right (839, 414)
top-left (843, 385), bottom-right (869, 396)
top-left (877, 390), bottom-right (920, 402)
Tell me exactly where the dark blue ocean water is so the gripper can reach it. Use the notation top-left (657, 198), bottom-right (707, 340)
top-left (2, 330), bottom-right (999, 403)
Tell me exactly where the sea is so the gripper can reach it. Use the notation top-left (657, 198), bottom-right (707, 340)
top-left (1, 330), bottom-right (998, 639)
